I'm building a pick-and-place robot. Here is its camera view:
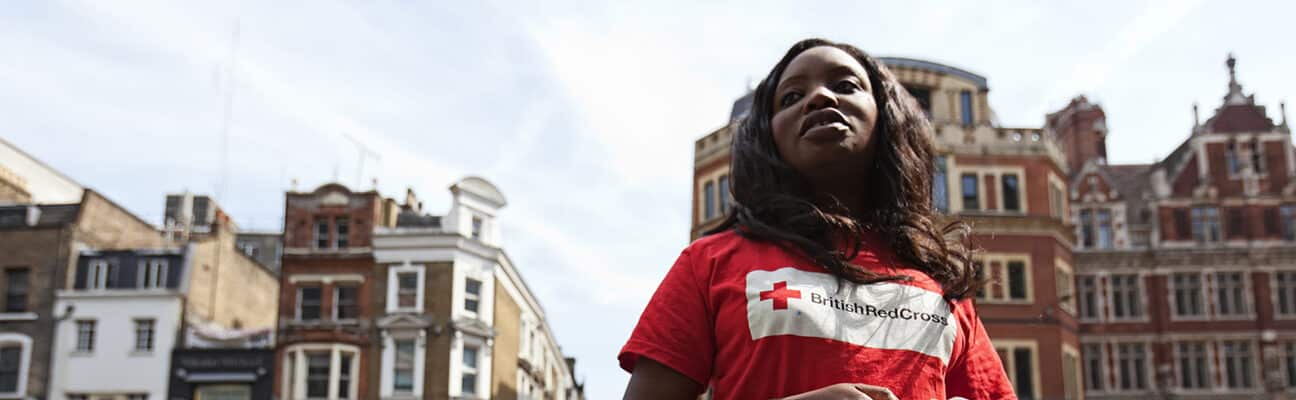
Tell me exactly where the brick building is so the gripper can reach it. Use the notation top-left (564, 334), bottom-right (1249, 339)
top-left (1069, 55), bottom-right (1296, 399)
top-left (690, 57), bottom-right (1080, 399)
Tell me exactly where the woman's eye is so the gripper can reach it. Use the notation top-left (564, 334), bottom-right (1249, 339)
top-left (779, 92), bottom-right (803, 107)
top-left (833, 80), bottom-right (861, 93)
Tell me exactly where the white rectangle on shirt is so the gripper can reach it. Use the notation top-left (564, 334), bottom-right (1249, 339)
top-left (745, 267), bottom-right (958, 364)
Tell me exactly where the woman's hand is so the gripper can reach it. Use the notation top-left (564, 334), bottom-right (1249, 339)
top-left (778, 383), bottom-right (899, 400)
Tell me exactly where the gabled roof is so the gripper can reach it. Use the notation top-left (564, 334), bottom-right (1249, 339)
top-left (1207, 104), bottom-right (1274, 133)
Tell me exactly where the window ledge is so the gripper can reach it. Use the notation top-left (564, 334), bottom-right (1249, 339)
top-left (128, 350), bottom-right (154, 357)
top-left (0, 312), bottom-right (36, 321)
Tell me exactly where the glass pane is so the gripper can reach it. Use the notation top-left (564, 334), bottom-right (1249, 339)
top-left (1013, 348), bottom-right (1035, 399)
top-left (463, 346), bottom-right (478, 368)
top-left (1007, 262), bottom-right (1027, 299)
top-left (306, 353), bottom-right (330, 397)
top-left (462, 373), bottom-right (477, 394)
top-left (1001, 174), bottom-right (1019, 211)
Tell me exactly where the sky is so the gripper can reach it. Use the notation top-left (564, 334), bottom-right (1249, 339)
top-left (2, 1), bottom-right (1293, 398)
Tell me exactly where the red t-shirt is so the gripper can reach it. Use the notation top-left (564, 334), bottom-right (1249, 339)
top-left (620, 231), bottom-right (1015, 400)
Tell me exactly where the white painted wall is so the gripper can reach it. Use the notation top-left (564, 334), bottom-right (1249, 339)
top-left (49, 293), bottom-right (182, 400)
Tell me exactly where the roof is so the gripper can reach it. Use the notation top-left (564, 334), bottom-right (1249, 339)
top-left (396, 211), bottom-right (441, 228)
top-left (451, 176), bottom-right (506, 207)
top-left (1102, 164), bottom-right (1152, 196)
top-left (0, 203), bottom-right (80, 229)
top-left (1208, 104), bottom-right (1274, 133)
top-left (879, 57), bottom-right (989, 90)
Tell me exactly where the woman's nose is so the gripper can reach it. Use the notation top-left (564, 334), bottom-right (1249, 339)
top-left (804, 86), bottom-right (839, 111)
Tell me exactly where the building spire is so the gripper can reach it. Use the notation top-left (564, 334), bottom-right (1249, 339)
top-left (1193, 102), bottom-right (1200, 127)
top-left (1225, 52), bottom-right (1247, 105)
top-left (1282, 101), bottom-right (1289, 126)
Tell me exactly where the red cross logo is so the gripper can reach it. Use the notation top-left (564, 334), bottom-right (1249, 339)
top-left (759, 281), bottom-right (801, 310)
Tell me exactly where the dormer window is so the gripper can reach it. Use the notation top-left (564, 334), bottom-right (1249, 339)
top-left (314, 218), bottom-right (329, 249)
top-left (335, 217), bottom-right (349, 249)
top-left (138, 259), bottom-right (167, 289)
top-left (87, 260), bottom-right (113, 290)
top-left (1250, 140), bottom-right (1266, 174)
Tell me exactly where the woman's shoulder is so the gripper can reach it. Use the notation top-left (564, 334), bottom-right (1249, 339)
top-left (685, 229), bottom-right (783, 259)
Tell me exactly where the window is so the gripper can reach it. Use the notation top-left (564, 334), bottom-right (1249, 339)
top-left (1176, 342), bottom-right (1210, 389)
top-left (334, 217), bottom-right (349, 249)
top-left (334, 285), bottom-right (359, 321)
top-left (1276, 271), bottom-right (1296, 316)
top-left (703, 181), bottom-right (715, 220)
top-left (1283, 205), bottom-right (1296, 240)
top-left (1285, 342), bottom-right (1296, 387)
top-left (314, 217), bottom-right (329, 249)
top-left (1115, 343), bottom-right (1148, 390)
top-left (338, 353), bottom-right (353, 399)
top-left (88, 260), bottom-right (113, 290)
top-left (933, 156), bottom-right (949, 213)
top-left (1191, 206), bottom-right (1221, 243)
top-left (1096, 210), bottom-right (1113, 248)
top-left (306, 352), bottom-right (330, 398)
top-left (1172, 273), bottom-right (1205, 317)
top-left (75, 320), bottom-right (95, 352)
top-left (718, 175), bottom-right (731, 214)
top-left (4, 268), bottom-right (27, 313)
top-left (959, 90), bottom-right (973, 126)
top-left (298, 286), bottom-right (322, 321)
top-left (397, 272), bottom-right (418, 309)
top-left (961, 173), bottom-right (979, 211)
top-left (1049, 182), bottom-right (1064, 219)
top-left (464, 278), bottom-right (481, 314)
top-left (1215, 271), bottom-right (1249, 316)
top-left (1056, 265), bottom-right (1074, 313)
top-left (471, 215), bottom-right (483, 240)
top-left (1079, 210), bottom-right (1095, 248)
top-left (1250, 140), bottom-right (1266, 174)
top-left (1221, 341), bottom-right (1255, 388)
top-left (909, 87), bottom-right (933, 117)
top-left (1110, 274), bottom-right (1143, 319)
top-left (138, 259), bottom-right (167, 289)
top-left (1062, 349), bottom-right (1081, 400)
top-left (1082, 343), bottom-right (1105, 391)
top-left (134, 319), bottom-right (154, 352)
top-left (284, 345), bottom-right (359, 400)
top-left (1173, 208), bottom-right (1190, 240)
top-left (0, 345), bottom-right (19, 394)
top-left (1007, 261), bottom-right (1027, 300)
top-left (462, 345), bottom-right (479, 395)
top-left (394, 340), bottom-right (415, 393)
top-left (1226, 141), bottom-right (1240, 174)
top-left (1001, 174), bottom-right (1020, 212)
top-left (997, 345), bottom-right (1036, 400)
top-left (1077, 275), bottom-right (1100, 320)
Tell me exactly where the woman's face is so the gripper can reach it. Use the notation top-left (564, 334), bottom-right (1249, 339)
top-left (770, 46), bottom-right (880, 186)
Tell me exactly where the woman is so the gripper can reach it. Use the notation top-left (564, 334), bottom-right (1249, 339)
top-left (619, 39), bottom-right (1015, 400)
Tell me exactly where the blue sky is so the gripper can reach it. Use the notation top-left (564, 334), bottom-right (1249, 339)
top-left (2, 1), bottom-right (1293, 398)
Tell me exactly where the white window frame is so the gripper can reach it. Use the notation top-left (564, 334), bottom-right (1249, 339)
top-left (951, 166), bottom-right (1029, 214)
top-left (1055, 258), bottom-right (1076, 314)
top-left (137, 259), bottom-right (167, 289)
top-left (1212, 270), bottom-right (1254, 320)
top-left (1219, 339), bottom-right (1260, 391)
top-left (470, 215), bottom-right (483, 240)
top-left (1173, 340), bottom-right (1214, 391)
top-left (380, 333), bottom-right (426, 397)
top-left (0, 334), bottom-right (31, 399)
top-left (993, 339), bottom-right (1040, 400)
top-left (463, 277), bottom-right (482, 317)
top-left (461, 344), bottom-right (481, 396)
top-left (332, 284), bottom-right (359, 323)
top-left (281, 343), bottom-right (361, 400)
top-left (974, 253), bottom-right (1033, 304)
top-left (1107, 273), bottom-right (1148, 322)
top-left (1081, 342), bottom-right (1108, 394)
top-left (74, 319), bottom-right (95, 353)
top-left (386, 263), bottom-right (425, 314)
top-left (1112, 341), bottom-right (1152, 392)
top-left (88, 260), bottom-right (111, 290)
top-left (1169, 272), bottom-right (1209, 321)
top-left (1273, 270), bottom-right (1296, 320)
top-left (296, 285), bottom-right (323, 322)
top-left (133, 318), bottom-right (155, 353)
top-left (1076, 274), bottom-right (1104, 322)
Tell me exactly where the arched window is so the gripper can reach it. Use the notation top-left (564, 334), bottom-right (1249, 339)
top-left (0, 333), bottom-right (31, 398)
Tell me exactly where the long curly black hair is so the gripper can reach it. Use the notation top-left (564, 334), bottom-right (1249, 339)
top-left (709, 38), bottom-right (979, 299)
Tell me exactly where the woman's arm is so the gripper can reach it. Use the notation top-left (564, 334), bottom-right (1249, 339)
top-left (623, 357), bottom-right (703, 400)
top-left (624, 358), bottom-right (897, 400)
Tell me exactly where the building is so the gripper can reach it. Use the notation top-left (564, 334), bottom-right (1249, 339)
top-left (689, 57), bottom-right (1080, 399)
top-left (0, 138), bottom-right (165, 400)
top-left (276, 180), bottom-right (585, 400)
top-left (49, 194), bottom-right (279, 400)
top-left (275, 182), bottom-right (393, 400)
top-left (1069, 55), bottom-right (1296, 399)
top-left (373, 180), bottom-right (584, 400)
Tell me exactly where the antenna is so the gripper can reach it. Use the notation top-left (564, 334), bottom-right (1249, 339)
top-left (342, 133), bottom-right (381, 188)
top-left (217, 19), bottom-right (241, 204)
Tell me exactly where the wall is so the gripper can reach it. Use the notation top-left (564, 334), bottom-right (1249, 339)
top-left (0, 227), bottom-right (67, 399)
top-left (185, 227), bottom-right (278, 330)
top-left (492, 279), bottom-right (521, 400)
top-left (50, 294), bottom-right (183, 400)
